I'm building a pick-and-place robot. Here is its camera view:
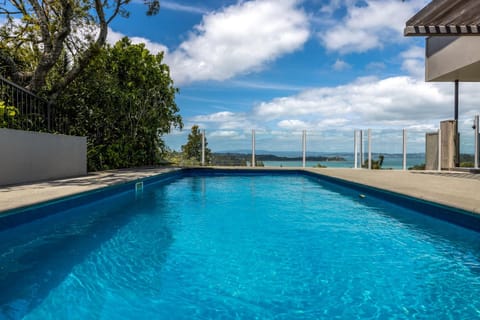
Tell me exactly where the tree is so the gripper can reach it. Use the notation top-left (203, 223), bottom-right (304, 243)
top-left (56, 38), bottom-right (182, 171)
top-left (181, 125), bottom-right (211, 164)
top-left (363, 154), bottom-right (384, 170)
top-left (0, 0), bottom-right (160, 102)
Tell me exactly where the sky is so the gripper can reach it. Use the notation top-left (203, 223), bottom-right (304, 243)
top-left (26, 0), bottom-right (480, 153)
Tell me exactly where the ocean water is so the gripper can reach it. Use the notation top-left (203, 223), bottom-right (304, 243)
top-left (262, 154), bottom-right (425, 169)
top-left (1, 173), bottom-right (479, 319)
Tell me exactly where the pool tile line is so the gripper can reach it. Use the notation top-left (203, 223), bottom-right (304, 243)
top-left (0, 169), bottom-right (184, 231)
top-left (185, 168), bottom-right (480, 232)
top-left (301, 170), bottom-right (480, 232)
top-left (1, 167), bottom-right (480, 233)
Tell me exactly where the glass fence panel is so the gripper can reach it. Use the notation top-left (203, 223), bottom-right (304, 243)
top-left (207, 129), bottom-right (251, 166)
top-left (369, 129), bottom-right (403, 169)
top-left (256, 130), bottom-right (303, 167)
top-left (458, 115), bottom-right (478, 167)
top-left (163, 127), bottom-right (429, 170)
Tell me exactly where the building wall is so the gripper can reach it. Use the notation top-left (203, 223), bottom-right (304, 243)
top-left (426, 36), bottom-right (480, 81)
top-left (425, 132), bottom-right (438, 170)
top-left (425, 121), bottom-right (457, 170)
top-left (440, 120), bottom-right (457, 169)
top-left (0, 128), bottom-right (87, 186)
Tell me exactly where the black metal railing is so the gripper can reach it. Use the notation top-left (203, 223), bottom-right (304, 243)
top-left (0, 75), bottom-right (66, 133)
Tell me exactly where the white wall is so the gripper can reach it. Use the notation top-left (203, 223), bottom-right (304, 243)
top-left (426, 36), bottom-right (480, 81)
top-left (0, 128), bottom-right (87, 186)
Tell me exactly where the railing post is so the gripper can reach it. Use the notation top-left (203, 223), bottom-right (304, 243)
top-left (252, 129), bottom-right (256, 168)
top-left (201, 129), bottom-right (205, 166)
top-left (368, 128), bottom-right (372, 170)
top-left (438, 127), bottom-right (442, 171)
top-left (302, 130), bottom-right (306, 168)
top-left (354, 130), bottom-right (358, 169)
top-left (360, 130), bottom-right (363, 168)
top-left (403, 129), bottom-right (407, 171)
top-left (475, 115), bottom-right (479, 169)
top-left (47, 102), bottom-right (52, 131)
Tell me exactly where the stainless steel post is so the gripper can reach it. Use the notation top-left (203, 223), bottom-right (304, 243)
top-left (360, 130), bottom-right (363, 168)
top-left (475, 115), bottom-right (479, 169)
top-left (403, 129), bottom-right (407, 171)
top-left (354, 130), bottom-right (358, 169)
top-left (368, 129), bottom-right (372, 170)
top-left (252, 129), bottom-right (256, 168)
top-left (201, 129), bottom-right (205, 166)
top-left (302, 130), bottom-right (306, 168)
top-left (438, 128), bottom-right (442, 171)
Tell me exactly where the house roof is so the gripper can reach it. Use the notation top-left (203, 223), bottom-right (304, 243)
top-left (404, 0), bottom-right (480, 36)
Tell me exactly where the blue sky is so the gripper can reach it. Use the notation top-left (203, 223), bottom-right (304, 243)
top-left (98, 0), bottom-right (480, 152)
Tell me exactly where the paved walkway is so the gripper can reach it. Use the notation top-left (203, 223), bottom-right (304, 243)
top-left (306, 168), bottom-right (480, 214)
top-left (0, 167), bottom-right (479, 215)
top-left (0, 168), bottom-right (179, 213)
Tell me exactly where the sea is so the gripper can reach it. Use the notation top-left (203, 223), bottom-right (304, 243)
top-left (260, 153), bottom-right (425, 169)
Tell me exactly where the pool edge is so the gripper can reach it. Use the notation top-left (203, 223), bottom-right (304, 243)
top-left (1, 167), bottom-right (479, 233)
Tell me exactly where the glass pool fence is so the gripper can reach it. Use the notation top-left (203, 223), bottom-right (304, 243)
top-left (163, 115), bottom-right (480, 170)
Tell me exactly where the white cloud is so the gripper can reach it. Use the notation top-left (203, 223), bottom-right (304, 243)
top-left (332, 58), bottom-right (351, 71)
top-left (181, 75), bottom-right (480, 135)
top-left (190, 111), bottom-right (254, 130)
top-left (166, 0), bottom-right (309, 84)
top-left (320, 0), bottom-right (427, 53)
top-left (400, 45), bottom-right (425, 79)
top-left (366, 61), bottom-right (386, 71)
top-left (277, 119), bottom-right (308, 129)
top-left (107, 1), bottom-right (309, 85)
top-left (209, 130), bottom-right (246, 139)
top-left (253, 76), bottom-right (456, 127)
top-left (161, 1), bottom-right (208, 14)
top-left (107, 28), bottom-right (168, 54)
top-left (166, 76), bottom-right (480, 152)
top-left (401, 45), bottom-right (424, 60)
top-left (318, 118), bottom-right (349, 127)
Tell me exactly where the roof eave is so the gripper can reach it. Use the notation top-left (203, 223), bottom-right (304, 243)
top-left (405, 25), bottom-right (480, 37)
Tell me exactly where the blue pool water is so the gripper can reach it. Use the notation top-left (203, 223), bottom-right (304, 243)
top-left (1, 171), bottom-right (480, 319)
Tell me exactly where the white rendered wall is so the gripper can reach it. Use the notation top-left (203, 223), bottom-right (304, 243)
top-left (0, 128), bottom-right (87, 186)
top-left (426, 37), bottom-right (480, 82)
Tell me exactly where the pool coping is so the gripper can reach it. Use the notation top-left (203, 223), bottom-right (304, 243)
top-left (0, 167), bottom-right (182, 214)
top-left (1, 167), bottom-right (479, 231)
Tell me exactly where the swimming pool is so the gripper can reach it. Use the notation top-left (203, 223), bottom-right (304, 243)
top-left (1, 169), bottom-right (480, 319)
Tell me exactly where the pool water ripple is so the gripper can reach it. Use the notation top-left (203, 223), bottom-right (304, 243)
top-left (1, 174), bottom-right (480, 319)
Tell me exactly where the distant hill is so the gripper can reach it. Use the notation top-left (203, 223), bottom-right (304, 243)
top-left (212, 153), bottom-right (346, 165)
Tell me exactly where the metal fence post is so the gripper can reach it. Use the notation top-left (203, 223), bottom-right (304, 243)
top-left (438, 127), bottom-right (442, 171)
top-left (354, 130), bottom-right (358, 169)
top-left (252, 129), bottom-right (256, 168)
top-left (403, 129), bottom-right (407, 171)
top-left (302, 130), bottom-right (306, 168)
top-left (475, 115), bottom-right (479, 169)
top-left (360, 130), bottom-right (363, 168)
top-left (201, 129), bottom-right (205, 166)
top-left (368, 129), bottom-right (372, 170)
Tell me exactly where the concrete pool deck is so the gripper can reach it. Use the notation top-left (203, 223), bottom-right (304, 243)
top-left (0, 167), bottom-right (479, 215)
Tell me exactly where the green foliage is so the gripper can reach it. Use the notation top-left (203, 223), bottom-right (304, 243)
top-left (210, 153), bottom-right (247, 166)
top-left (408, 163), bottom-right (425, 170)
top-left (0, 100), bottom-right (18, 127)
top-left (1, 0), bottom-right (160, 99)
top-left (181, 125), bottom-right (212, 165)
top-left (362, 154), bottom-right (384, 169)
top-left (459, 154), bottom-right (475, 168)
top-left (460, 162), bottom-right (475, 168)
top-left (56, 38), bottom-right (182, 171)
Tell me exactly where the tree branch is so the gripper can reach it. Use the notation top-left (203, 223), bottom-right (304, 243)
top-left (47, 0), bottom-right (111, 102)
top-left (28, 1), bottom-right (73, 92)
